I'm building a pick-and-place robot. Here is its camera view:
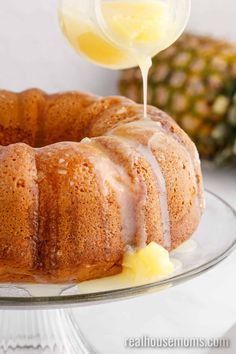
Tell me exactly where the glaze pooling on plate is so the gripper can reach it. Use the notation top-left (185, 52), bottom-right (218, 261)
top-left (0, 90), bottom-right (204, 283)
top-left (12, 238), bottom-right (196, 297)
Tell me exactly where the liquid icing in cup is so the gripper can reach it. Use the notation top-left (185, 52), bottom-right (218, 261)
top-left (59, 0), bottom-right (190, 116)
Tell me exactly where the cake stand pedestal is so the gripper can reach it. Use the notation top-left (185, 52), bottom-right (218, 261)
top-left (0, 309), bottom-right (96, 354)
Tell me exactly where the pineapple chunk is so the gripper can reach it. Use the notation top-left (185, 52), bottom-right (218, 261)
top-left (78, 242), bottom-right (174, 293)
top-left (122, 242), bottom-right (174, 281)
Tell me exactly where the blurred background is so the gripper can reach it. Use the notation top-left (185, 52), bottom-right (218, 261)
top-left (0, 0), bottom-right (235, 94)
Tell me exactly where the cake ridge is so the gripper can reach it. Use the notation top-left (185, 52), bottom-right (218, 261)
top-left (120, 118), bottom-right (203, 215)
top-left (79, 138), bottom-right (137, 246)
top-left (32, 148), bottom-right (40, 272)
top-left (146, 113), bottom-right (204, 213)
top-left (108, 130), bottom-right (171, 249)
top-left (0, 89), bottom-right (204, 283)
top-left (90, 135), bottom-right (151, 249)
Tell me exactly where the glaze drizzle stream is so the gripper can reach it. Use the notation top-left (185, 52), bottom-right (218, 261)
top-left (108, 124), bottom-right (171, 249)
top-left (79, 138), bottom-right (137, 246)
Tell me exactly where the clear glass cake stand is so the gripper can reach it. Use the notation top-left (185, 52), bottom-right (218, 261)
top-left (0, 190), bottom-right (235, 353)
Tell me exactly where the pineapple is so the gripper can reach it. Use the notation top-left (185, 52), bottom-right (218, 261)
top-left (119, 33), bottom-right (236, 164)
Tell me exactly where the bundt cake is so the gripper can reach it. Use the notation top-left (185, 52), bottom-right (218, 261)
top-left (0, 89), bottom-right (204, 283)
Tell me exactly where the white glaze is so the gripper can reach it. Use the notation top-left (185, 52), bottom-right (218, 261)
top-left (14, 238), bottom-right (197, 296)
top-left (133, 141), bottom-right (171, 249)
top-left (123, 119), bottom-right (203, 217)
top-left (173, 239), bottom-right (197, 254)
top-left (77, 117), bottom-right (202, 251)
top-left (78, 141), bottom-right (136, 245)
top-left (169, 258), bottom-right (183, 273)
top-left (75, 239), bottom-right (198, 294)
top-left (98, 136), bottom-right (149, 249)
top-left (136, 55), bottom-right (152, 119)
top-left (109, 126), bottom-right (171, 249)
top-left (167, 128), bottom-right (204, 214)
top-left (20, 284), bottom-right (71, 297)
top-left (100, 134), bottom-right (149, 248)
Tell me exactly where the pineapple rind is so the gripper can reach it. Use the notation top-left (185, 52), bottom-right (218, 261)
top-left (119, 33), bottom-right (236, 164)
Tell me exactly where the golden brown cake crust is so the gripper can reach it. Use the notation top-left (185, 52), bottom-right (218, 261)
top-left (0, 89), bottom-right (204, 283)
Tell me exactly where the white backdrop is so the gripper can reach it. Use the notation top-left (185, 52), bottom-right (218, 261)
top-left (0, 0), bottom-right (236, 95)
